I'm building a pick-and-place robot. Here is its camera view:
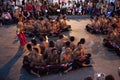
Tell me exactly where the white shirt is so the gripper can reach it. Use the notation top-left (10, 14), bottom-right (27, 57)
top-left (16, 0), bottom-right (22, 6)
top-left (2, 12), bottom-right (12, 19)
top-left (107, 0), bottom-right (116, 3)
top-left (60, 4), bottom-right (67, 8)
top-left (66, 3), bottom-right (73, 8)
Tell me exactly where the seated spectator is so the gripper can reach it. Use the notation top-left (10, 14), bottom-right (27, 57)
top-left (22, 9), bottom-right (30, 20)
top-left (8, 0), bottom-right (15, 11)
top-left (2, 10), bottom-right (12, 25)
top-left (34, 1), bottom-right (41, 12)
top-left (12, 8), bottom-right (20, 23)
top-left (16, 0), bottom-right (23, 10)
top-left (34, 11), bottom-right (42, 20)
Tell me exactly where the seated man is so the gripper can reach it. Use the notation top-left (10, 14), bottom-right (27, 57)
top-left (61, 16), bottom-right (71, 31)
top-left (72, 38), bottom-right (91, 64)
top-left (69, 36), bottom-right (76, 51)
top-left (60, 48), bottom-right (72, 64)
top-left (31, 38), bottom-right (41, 55)
top-left (55, 34), bottom-right (66, 51)
top-left (2, 10), bottom-right (12, 25)
top-left (86, 16), bottom-right (101, 34)
top-left (44, 41), bottom-right (55, 64)
top-left (29, 48), bottom-right (45, 77)
top-left (49, 48), bottom-right (59, 64)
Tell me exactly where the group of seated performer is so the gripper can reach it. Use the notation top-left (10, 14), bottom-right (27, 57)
top-left (17, 14), bottom-right (72, 38)
top-left (103, 26), bottom-right (120, 56)
top-left (23, 35), bottom-right (92, 77)
top-left (86, 15), bottom-right (120, 35)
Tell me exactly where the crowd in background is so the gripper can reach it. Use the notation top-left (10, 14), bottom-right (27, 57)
top-left (0, 0), bottom-right (120, 25)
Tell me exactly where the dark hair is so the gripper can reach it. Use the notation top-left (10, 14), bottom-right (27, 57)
top-left (33, 48), bottom-right (39, 53)
top-left (63, 15), bottom-right (66, 19)
top-left (59, 34), bottom-right (64, 39)
top-left (4, 10), bottom-right (7, 12)
top-left (84, 76), bottom-right (93, 80)
top-left (39, 17), bottom-right (44, 20)
top-left (65, 41), bottom-right (70, 47)
top-left (79, 38), bottom-right (85, 44)
top-left (39, 36), bottom-right (44, 42)
top-left (70, 36), bottom-right (75, 42)
top-left (95, 17), bottom-right (98, 21)
top-left (51, 48), bottom-right (57, 53)
top-left (26, 44), bottom-right (32, 51)
top-left (46, 14), bottom-right (50, 19)
top-left (31, 38), bottom-right (37, 45)
top-left (90, 16), bottom-right (94, 19)
top-left (49, 41), bottom-right (55, 47)
top-left (105, 75), bottom-right (115, 80)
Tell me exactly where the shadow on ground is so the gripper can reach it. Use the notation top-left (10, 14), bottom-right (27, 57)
top-left (19, 67), bottom-right (95, 80)
top-left (0, 47), bottom-right (23, 80)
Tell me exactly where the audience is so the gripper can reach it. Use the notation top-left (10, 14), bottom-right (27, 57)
top-left (0, 0), bottom-right (119, 25)
top-left (1, 10), bottom-right (12, 25)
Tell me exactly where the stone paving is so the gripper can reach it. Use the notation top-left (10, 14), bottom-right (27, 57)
top-left (0, 16), bottom-right (120, 80)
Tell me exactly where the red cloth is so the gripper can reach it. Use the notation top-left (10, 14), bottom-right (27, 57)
top-left (17, 32), bottom-right (28, 46)
top-left (26, 5), bottom-right (33, 11)
top-left (41, 5), bottom-right (47, 10)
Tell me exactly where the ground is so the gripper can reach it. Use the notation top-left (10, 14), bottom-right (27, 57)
top-left (0, 15), bottom-right (120, 80)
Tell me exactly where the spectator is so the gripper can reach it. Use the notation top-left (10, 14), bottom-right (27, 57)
top-left (2, 10), bottom-right (12, 25)
top-left (60, 2), bottom-right (67, 15)
top-left (34, 1), bottom-right (41, 12)
top-left (8, 0), bottom-right (15, 11)
top-left (16, 0), bottom-right (23, 11)
top-left (22, 9), bottom-right (30, 20)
